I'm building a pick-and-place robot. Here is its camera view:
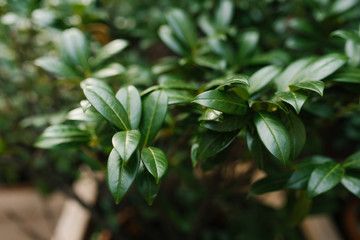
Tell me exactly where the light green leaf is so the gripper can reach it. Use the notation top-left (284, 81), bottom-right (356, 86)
top-left (112, 130), bottom-right (141, 163)
top-left (35, 57), bottom-right (80, 79)
top-left (107, 149), bottom-right (140, 204)
top-left (91, 39), bottom-right (128, 67)
top-left (166, 8), bottom-right (197, 49)
top-left (139, 91), bottom-right (168, 147)
top-left (289, 81), bottom-right (325, 96)
top-left (141, 147), bottom-right (168, 183)
top-left (342, 151), bottom-right (360, 168)
top-left (307, 162), bottom-right (344, 198)
top-left (276, 91), bottom-right (308, 113)
top-left (80, 78), bottom-right (113, 93)
top-left (193, 55), bottom-right (226, 70)
top-left (34, 125), bottom-right (90, 149)
top-left (60, 28), bottom-right (89, 71)
top-left (215, 0), bottom-right (234, 29)
top-left (116, 86), bottom-right (142, 129)
top-left (67, 107), bottom-right (102, 122)
top-left (199, 109), bottom-right (223, 122)
top-left (193, 90), bottom-right (248, 115)
top-left (135, 162), bottom-right (160, 205)
top-left (91, 63), bottom-right (125, 78)
top-left (248, 65), bottom-right (282, 94)
top-left (216, 74), bottom-right (250, 89)
top-left (84, 85), bottom-right (130, 131)
top-left (332, 68), bottom-right (360, 83)
top-left (164, 89), bottom-right (193, 105)
top-left (282, 112), bottom-right (306, 160)
top-left (158, 25), bottom-right (188, 56)
top-left (254, 112), bottom-right (290, 165)
top-left (341, 173), bottom-right (360, 197)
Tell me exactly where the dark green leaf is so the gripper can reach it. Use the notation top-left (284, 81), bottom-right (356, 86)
top-left (116, 86), bottom-right (142, 129)
top-left (250, 100), bottom-right (289, 113)
top-left (248, 174), bottom-right (290, 198)
top-left (289, 81), bottom-right (325, 96)
top-left (332, 30), bottom-right (360, 43)
top-left (216, 74), bottom-right (250, 89)
top-left (248, 65), bottom-right (281, 94)
top-left (254, 112), bottom-right (291, 165)
top-left (139, 91), bottom-right (168, 147)
top-left (34, 125), bottom-right (90, 149)
top-left (112, 130), bottom-right (141, 163)
top-left (193, 90), bottom-right (248, 115)
top-left (141, 147), bottom-right (168, 183)
top-left (341, 173), bottom-right (360, 197)
top-left (286, 167), bottom-right (314, 189)
top-left (331, 68), bottom-right (360, 83)
top-left (201, 114), bottom-right (249, 132)
top-left (342, 151), bottom-right (360, 169)
top-left (237, 29), bottom-right (259, 62)
top-left (282, 112), bottom-right (306, 160)
top-left (166, 8), bottom-right (197, 49)
top-left (298, 155), bottom-right (334, 168)
top-left (135, 162), bottom-right (160, 205)
top-left (35, 57), bottom-right (80, 79)
top-left (164, 89), bottom-right (194, 105)
top-left (307, 162), bottom-right (344, 198)
top-left (159, 75), bottom-right (197, 90)
top-left (107, 149), bottom-right (140, 204)
top-left (84, 85), bottom-right (130, 131)
top-left (276, 91), bottom-right (308, 114)
top-left (246, 129), bottom-right (267, 168)
top-left (289, 191), bottom-right (312, 226)
top-left (91, 39), bottom-right (128, 67)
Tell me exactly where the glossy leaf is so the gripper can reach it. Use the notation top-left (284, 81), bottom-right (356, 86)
top-left (254, 112), bottom-right (290, 165)
top-left (60, 28), bottom-right (89, 70)
top-left (342, 151), bottom-right (360, 169)
top-left (166, 8), bottom-right (197, 49)
top-left (341, 173), bottom-right (360, 197)
top-left (141, 147), bottom-right (168, 183)
top-left (116, 86), bottom-right (142, 129)
top-left (91, 63), bottom-right (125, 78)
top-left (289, 81), bottom-right (325, 96)
top-left (248, 65), bottom-right (282, 94)
top-left (84, 85), bottom-right (130, 131)
top-left (35, 57), bottom-right (80, 79)
top-left (107, 149), bottom-right (140, 204)
top-left (112, 130), bottom-right (141, 163)
top-left (345, 40), bottom-right (360, 66)
top-left (135, 162), bottom-right (160, 205)
top-left (198, 109), bottom-right (222, 122)
top-left (159, 25), bottom-right (188, 56)
top-left (193, 90), bottom-right (248, 115)
top-left (216, 74), bottom-right (250, 89)
top-left (282, 112), bottom-right (306, 160)
top-left (164, 89), bottom-right (193, 105)
top-left (276, 91), bottom-right (308, 113)
top-left (194, 130), bottom-right (238, 164)
top-left (91, 39), bottom-right (128, 67)
top-left (34, 125), bottom-right (90, 149)
top-left (201, 114), bottom-right (249, 132)
top-left (307, 162), bottom-right (344, 198)
top-left (286, 166), bottom-right (314, 189)
top-left (139, 91), bottom-right (168, 147)
top-left (248, 174), bottom-right (290, 197)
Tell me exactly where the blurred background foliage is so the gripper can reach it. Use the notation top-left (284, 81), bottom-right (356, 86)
top-left (1, 0), bottom-right (360, 239)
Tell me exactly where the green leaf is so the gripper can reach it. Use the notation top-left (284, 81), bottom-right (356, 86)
top-left (193, 55), bottom-right (226, 70)
top-left (193, 90), bottom-right (248, 115)
top-left (67, 107), bottom-right (102, 122)
top-left (282, 112), bottom-right (306, 160)
top-left (237, 29), bottom-right (259, 62)
top-left (35, 57), bottom-right (80, 79)
top-left (248, 174), bottom-right (290, 198)
top-left (166, 8), bottom-right (197, 49)
top-left (341, 173), bottom-right (360, 197)
top-left (250, 100), bottom-right (289, 113)
top-left (215, 0), bottom-right (234, 29)
top-left (246, 129), bottom-right (267, 168)
top-left (248, 65), bottom-right (282, 94)
top-left (91, 39), bottom-right (128, 67)
top-left (135, 162), bottom-right (160, 205)
top-left (194, 130), bottom-right (238, 163)
top-left (159, 75), bottom-right (197, 90)
top-left (345, 40), bottom-right (360, 66)
top-left (34, 125), bottom-right (90, 149)
top-left (107, 148), bottom-right (140, 204)
top-left (159, 25), bottom-right (188, 56)
top-left (307, 162), bottom-right (345, 198)
top-left (275, 91), bottom-right (308, 114)
top-left (91, 63), bottom-right (125, 79)
top-left (60, 28), bottom-right (89, 71)
top-left (286, 167), bottom-right (314, 190)
top-left (141, 147), bottom-right (168, 183)
top-left (80, 78), bottom-right (113, 93)
top-left (201, 114), bottom-right (249, 132)
top-left (216, 74), bottom-right (250, 89)
top-left (84, 85), bottom-right (130, 131)
top-left (116, 86), bottom-right (142, 129)
top-left (112, 130), bottom-right (141, 163)
top-left (331, 68), bottom-right (360, 83)
top-left (139, 91), bottom-right (168, 147)
top-left (254, 112), bottom-right (290, 165)
top-left (332, 30), bottom-right (360, 43)
top-left (342, 151), bottom-right (360, 168)
top-left (289, 81), bottom-right (325, 96)
top-left (164, 89), bottom-right (194, 105)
